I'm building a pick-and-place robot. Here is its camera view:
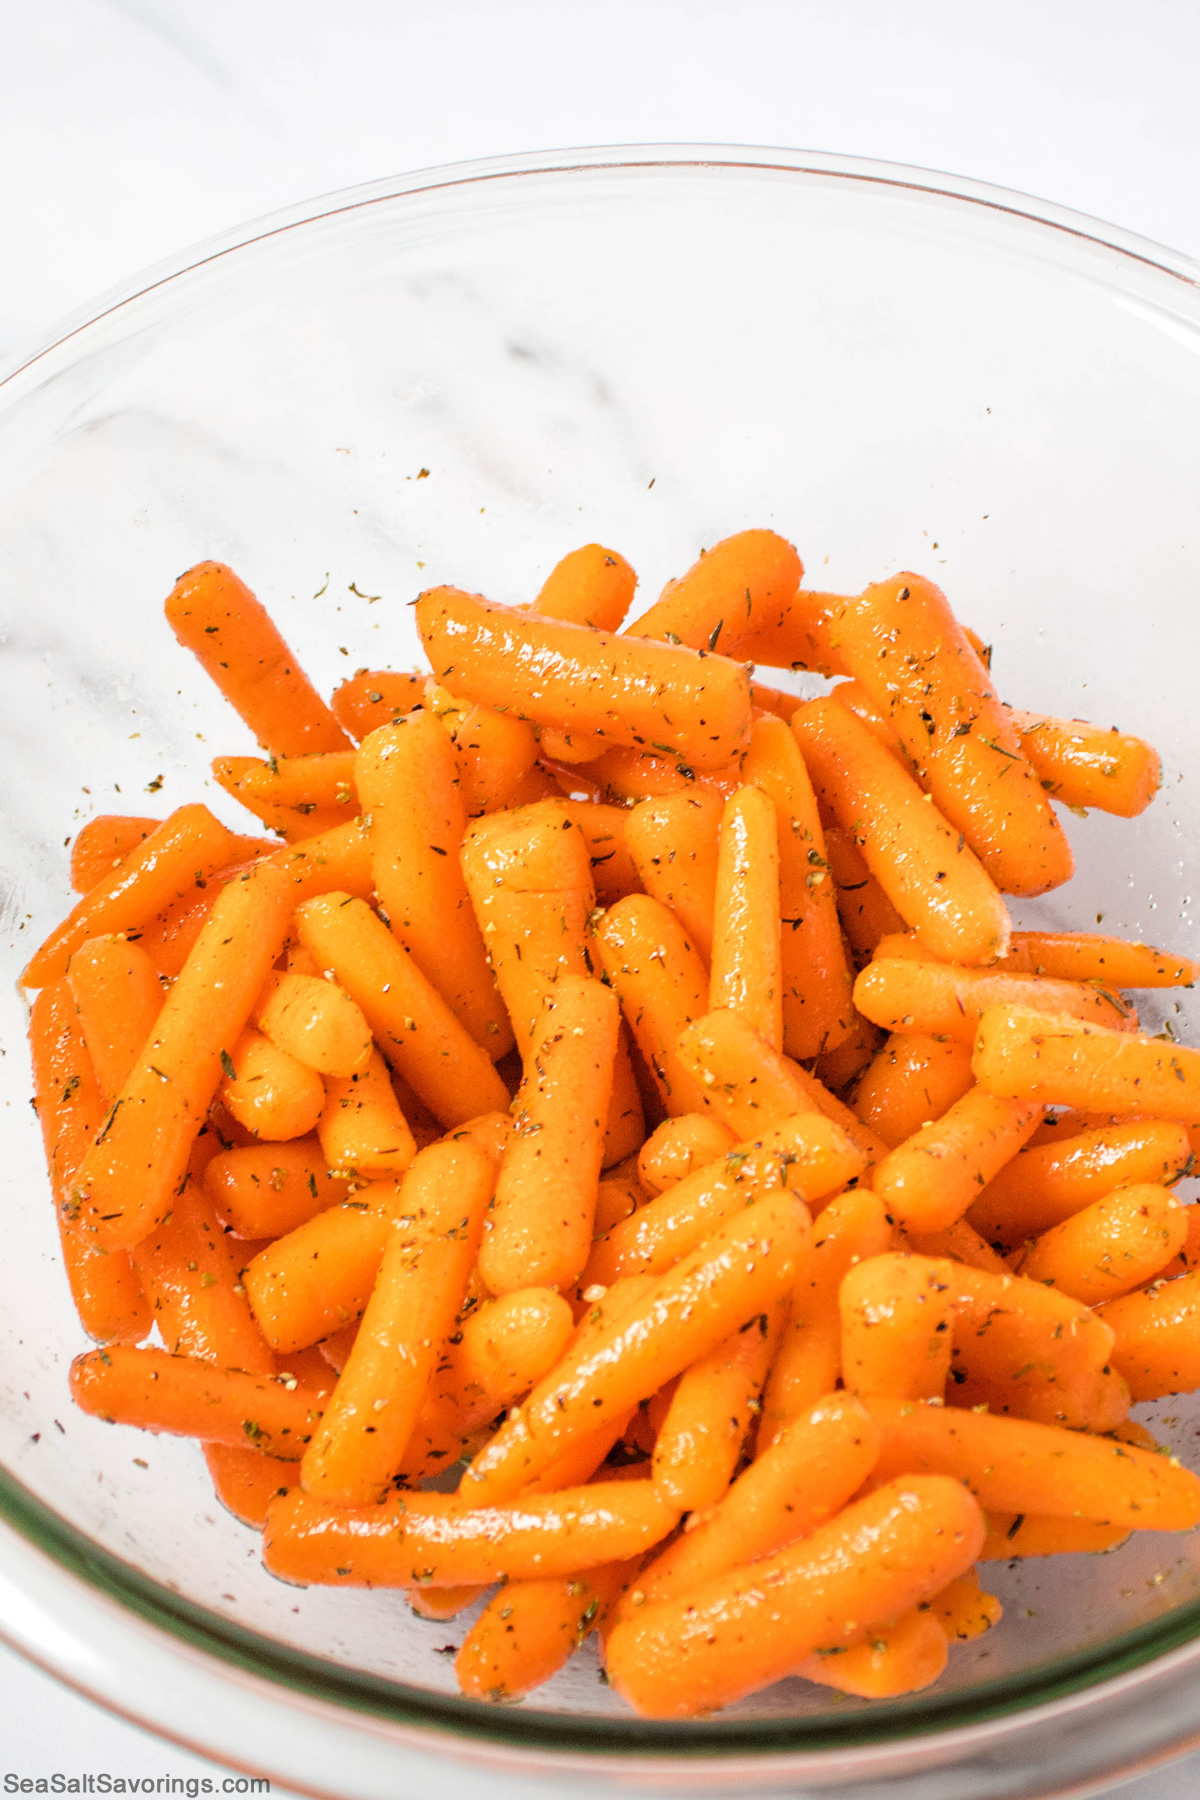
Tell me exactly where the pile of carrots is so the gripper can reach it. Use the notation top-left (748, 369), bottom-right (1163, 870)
top-left (25, 531), bottom-right (1200, 1719)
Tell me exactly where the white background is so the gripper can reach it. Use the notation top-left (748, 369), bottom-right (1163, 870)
top-left (3, 2), bottom-right (1200, 1795)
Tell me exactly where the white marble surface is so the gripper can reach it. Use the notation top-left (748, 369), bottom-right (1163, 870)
top-left (4, 2), bottom-right (1200, 1795)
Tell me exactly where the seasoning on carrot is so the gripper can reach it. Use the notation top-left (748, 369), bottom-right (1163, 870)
top-left (854, 956), bottom-right (1135, 1044)
top-left (851, 1032), bottom-right (976, 1149)
top-left (535, 544), bottom-right (638, 632)
top-left (1007, 707), bottom-right (1162, 818)
top-left (623, 791), bottom-right (723, 965)
top-left (973, 1006), bottom-right (1200, 1121)
top-left (708, 784), bottom-right (783, 1052)
top-left (203, 1139), bottom-right (351, 1240)
top-left (871, 1086), bottom-right (1045, 1233)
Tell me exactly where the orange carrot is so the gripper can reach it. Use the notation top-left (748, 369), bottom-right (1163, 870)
top-left (636, 1113), bottom-right (737, 1195)
top-left (66, 935), bottom-right (163, 1105)
top-left (871, 1087), bottom-right (1045, 1233)
top-left (929, 1568), bottom-right (1003, 1641)
top-left (839, 1252), bottom-right (954, 1400)
top-left (211, 752), bottom-right (357, 839)
top-left (739, 589), bottom-right (853, 678)
top-left (133, 1180), bottom-right (274, 1371)
top-left (851, 1032), bottom-right (976, 1149)
top-left (1008, 708), bottom-right (1162, 818)
top-left (905, 1218), bottom-right (1008, 1275)
top-left (559, 801), bottom-right (642, 904)
top-left (1098, 1270), bottom-right (1200, 1400)
top-left (623, 791), bottom-right (722, 964)
top-left (219, 1026), bottom-right (326, 1141)
top-left (604, 1475), bottom-right (984, 1718)
top-left (535, 544), bottom-right (637, 631)
top-left (70, 1345), bottom-right (325, 1458)
top-left (592, 896), bottom-right (711, 1118)
top-left (565, 744), bottom-right (745, 806)
top-left (822, 823), bottom-right (908, 960)
top-left (876, 926), bottom-right (1198, 990)
top-left (243, 1185), bottom-right (398, 1353)
top-left (814, 1010), bottom-right (884, 1093)
top-left (798, 1608), bottom-right (949, 1699)
top-left (69, 815), bottom-right (159, 893)
top-left (455, 1562), bottom-right (626, 1701)
top-left (330, 670), bottom-right (425, 741)
top-left (854, 956), bottom-right (1135, 1045)
top-left (625, 530), bottom-right (802, 660)
top-left (426, 685), bottom-right (541, 816)
top-left (417, 586), bottom-right (751, 770)
top-left (165, 561), bottom-right (350, 755)
top-left (204, 1443), bottom-right (299, 1528)
top-left (268, 819), bottom-right (376, 904)
top-left (317, 1049), bottom-right (418, 1179)
top-left (709, 785), bottom-right (783, 1052)
top-left (651, 1307), bottom-right (781, 1512)
top-left (256, 971), bottom-right (371, 1078)
top-left (481, 977), bottom-right (619, 1295)
top-left (791, 698), bottom-right (1011, 966)
top-left (979, 1512), bottom-right (1129, 1560)
top-left (1012, 1183), bottom-right (1186, 1302)
top-left (203, 1139), bottom-right (351, 1239)
top-left (973, 1006), bottom-right (1200, 1120)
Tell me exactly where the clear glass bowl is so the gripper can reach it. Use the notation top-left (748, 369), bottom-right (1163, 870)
top-left (4, 146), bottom-right (1200, 1799)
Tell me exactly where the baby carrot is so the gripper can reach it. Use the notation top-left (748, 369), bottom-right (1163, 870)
top-left (243, 1184), bottom-right (398, 1353)
top-left (25, 803), bottom-right (241, 989)
top-left (204, 1443), bottom-right (299, 1529)
top-left (871, 1087), bottom-right (1045, 1233)
top-left (70, 1345), bottom-right (323, 1458)
top-left (866, 1397), bottom-right (1200, 1529)
top-left (814, 1011), bottom-right (884, 1094)
top-left (929, 1568), bottom-right (1003, 1641)
top-left (651, 1308), bottom-right (780, 1512)
top-left (317, 1049), bottom-right (418, 1178)
top-left (1013, 1183), bottom-right (1187, 1303)
top-left (832, 575), bottom-right (1073, 895)
top-left (66, 935), bottom-right (163, 1105)
top-left (851, 1032), bottom-right (976, 1149)
top-left (737, 589), bottom-right (853, 679)
top-left (854, 957), bottom-right (1135, 1045)
top-left (592, 896), bottom-right (711, 1118)
top-left (256, 971), bottom-right (371, 1078)
top-left (212, 751), bottom-right (358, 830)
top-left (979, 1513), bottom-right (1129, 1560)
top-left (481, 977), bottom-right (619, 1296)
top-left (625, 530), bottom-right (802, 660)
top-left (70, 862), bottom-right (296, 1251)
top-left (69, 815), bottom-right (160, 893)
top-left (973, 1006), bottom-right (1200, 1120)
top-left (791, 698), bottom-right (1011, 967)
top-left (264, 1481), bottom-right (680, 1588)
top-left (637, 1114), bottom-right (737, 1194)
top-left (203, 1140), bottom-right (350, 1239)
top-left (165, 561), bottom-right (350, 755)
top-left (133, 1179), bottom-right (274, 1371)
top-left (878, 926), bottom-right (1198, 990)
top-left (461, 1190), bottom-right (810, 1505)
top-left (839, 1252), bottom-right (954, 1401)
top-left (624, 791), bottom-right (722, 965)
top-left (708, 785), bottom-right (783, 1050)
top-left (330, 670), bottom-right (425, 740)
top-left (427, 687), bottom-right (540, 816)
top-left (1008, 708), bottom-right (1162, 818)
top-left (535, 544), bottom-right (637, 632)
top-left (742, 714), bottom-right (855, 1059)
top-left (604, 1475), bottom-right (984, 1718)
top-left (1097, 1271), bottom-right (1200, 1400)
top-left (905, 1218), bottom-right (1008, 1275)
top-left (416, 586), bottom-right (752, 770)
top-left (822, 824), bottom-right (908, 960)
top-left (455, 1562), bottom-right (626, 1702)
top-left (219, 1026), bottom-right (326, 1142)
top-left (559, 801), bottom-right (642, 904)
top-left (268, 819), bottom-right (376, 904)
top-left (356, 713), bottom-right (511, 1053)
top-left (799, 1608), bottom-right (949, 1699)
top-left (565, 744), bottom-right (745, 806)
top-left (300, 1141), bottom-right (493, 1504)
top-left (294, 893), bottom-right (509, 1127)
top-left (29, 982), bottom-right (149, 1344)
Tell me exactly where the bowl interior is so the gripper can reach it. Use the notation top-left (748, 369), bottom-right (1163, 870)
top-left (3, 150), bottom-right (1200, 1747)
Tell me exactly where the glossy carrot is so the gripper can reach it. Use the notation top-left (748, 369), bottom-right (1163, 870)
top-left (822, 824), bottom-right (908, 960)
top-left (708, 785), bottom-right (783, 1051)
top-left (268, 819), bottom-right (376, 904)
top-left (256, 971), bottom-right (372, 1078)
top-left (623, 791), bottom-right (722, 964)
top-left (66, 935), bottom-right (163, 1105)
top-left (791, 698), bottom-right (1011, 967)
top-left (356, 713), bottom-right (511, 1053)
top-left (851, 1032), bottom-right (976, 1149)
top-left (70, 1346), bottom-right (323, 1458)
top-left (204, 1443), bottom-right (299, 1529)
top-left (427, 686), bottom-right (541, 816)
top-left (482, 977), bottom-right (619, 1295)
top-left (25, 804), bottom-right (241, 989)
top-left (651, 1308), bottom-right (780, 1513)
top-left (1098, 1271), bottom-right (1200, 1400)
top-left (839, 1253), bottom-right (954, 1401)
top-left (330, 670), bottom-right (425, 740)
top-left (814, 1010), bottom-right (884, 1094)
top-left (592, 895), bottom-right (711, 1118)
top-left (559, 802), bottom-right (642, 904)
top-left (455, 1562), bottom-right (625, 1702)
top-left (243, 1184), bottom-right (398, 1353)
top-left (165, 561), bottom-right (350, 755)
top-left (219, 1026), bottom-right (326, 1142)
top-left (738, 589), bottom-right (853, 679)
top-left (605, 1475), bottom-right (984, 1718)
top-left (905, 1217), bottom-right (1008, 1275)
top-left (211, 753), bottom-right (357, 839)
top-left (799, 1608), bottom-right (949, 1699)
top-left (203, 1139), bottom-right (351, 1239)
top-left (70, 863), bottom-right (296, 1251)
top-left (854, 957), bottom-right (1135, 1045)
top-left (69, 815), bottom-right (162, 893)
top-left (871, 1087), bottom-right (1045, 1233)
top-left (973, 1007), bottom-right (1200, 1120)
top-left (979, 1512), bottom-right (1129, 1560)
top-left (1012, 1183), bottom-right (1186, 1303)
top-left (1147, 1202), bottom-right (1200, 1280)
top-left (929, 1568), bottom-right (1003, 1641)
top-left (636, 1113), bottom-right (737, 1195)
top-left (317, 1049), bottom-right (417, 1179)
top-left (566, 744), bottom-right (745, 806)
top-left (294, 893), bottom-right (508, 1128)
top-left (29, 982), bottom-right (149, 1343)
top-left (535, 544), bottom-right (637, 631)
top-left (875, 926), bottom-right (1198, 990)
top-left (1009, 708), bottom-right (1162, 818)
top-left (624, 530), bottom-right (801, 658)
top-left (133, 1180), bottom-right (274, 1371)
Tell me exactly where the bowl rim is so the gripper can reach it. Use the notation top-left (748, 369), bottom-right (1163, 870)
top-left (5, 139), bottom-right (1200, 1768)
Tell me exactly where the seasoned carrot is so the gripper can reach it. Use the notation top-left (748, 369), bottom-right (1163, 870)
top-left (165, 561), bottom-right (350, 755)
top-left (738, 590), bottom-right (853, 679)
top-left (605, 1475), bottom-right (984, 1718)
top-left (133, 1180), bottom-right (274, 1371)
top-left (69, 815), bottom-right (159, 893)
top-left (66, 935), bottom-right (163, 1105)
top-left (427, 686), bottom-right (540, 816)
top-left (866, 1397), bottom-right (1200, 1529)
top-left (482, 978), bottom-right (619, 1295)
top-left (933, 1257), bottom-right (1116, 1394)
top-left (204, 1443), bottom-right (299, 1529)
top-left (854, 957), bottom-right (1135, 1045)
top-left (70, 1345), bottom-right (323, 1459)
top-left (822, 824), bottom-right (908, 960)
top-left (799, 1608), bottom-right (949, 1698)
top-left (70, 863), bottom-right (296, 1251)
top-left (1153, 1203), bottom-right (1200, 1280)
top-left (871, 1087), bottom-right (1045, 1233)
top-left (979, 1512), bottom-right (1129, 1560)
top-left (330, 670), bottom-right (425, 740)
top-left (461, 1190), bottom-right (809, 1505)
top-left (1097, 1270), bottom-right (1200, 1400)
top-left (759, 1190), bottom-right (894, 1447)
top-left (203, 1139), bottom-right (350, 1239)
top-left (905, 1218), bottom-right (1008, 1275)
top-left (416, 586), bottom-right (751, 770)
top-left (443, 1109), bottom-right (511, 1166)
top-left (219, 1026), bottom-right (326, 1142)
top-left (651, 1308), bottom-right (780, 1512)
top-left (593, 1176), bottom-right (643, 1236)
top-left (294, 893), bottom-right (508, 1127)
top-left (791, 698), bottom-right (1011, 967)
top-left (625, 530), bottom-right (801, 657)
top-left (264, 1480), bottom-right (680, 1588)
top-left (566, 744), bottom-right (745, 806)
top-left (243, 1184), bottom-right (398, 1353)
top-left (839, 1253), bottom-right (954, 1400)
top-left (356, 713), bottom-right (511, 1053)
top-left (268, 819), bottom-right (376, 904)
top-left (317, 1049), bottom-right (417, 1179)
top-left (637, 1113), bottom-right (737, 1195)
top-left (256, 971), bottom-right (372, 1078)
top-left (814, 1011), bottom-right (883, 1094)
top-left (25, 803), bottom-right (241, 989)
top-left (212, 753), bottom-right (357, 838)
top-left (592, 896), bottom-right (711, 1118)
top-left (300, 1141), bottom-right (493, 1504)
top-left (851, 1033), bottom-right (976, 1149)
top-left (559, 802), bottom-right (642, 904)
top-left (709, 785), bottom-right (783, 1051)
top-left (29, 983), bottom-right (149, 1344)
top-left (624, 791), bottom-right (722, 964)
top-left (584, 1112), bottom-right (861, 1288)
top-left (456, 1562), bottom-right (625, 1702)
top-left (535, 544), bottom-right (637, 632)
top-left (929, 1568), bottom-right (1003, 1641)
top-left (751, 681), bottom-right (803, 723)
top-left (1011, 1184), bottom-right (1186, 1303)
top-left (973, 1006), bottom-right (1200, 1121)
top-left (1009, 707), bottom-right (1162, 818)
top-left (831, 576), bottom-right (1072, 895)
top-left (875, 926), bottom-right (1198, 990)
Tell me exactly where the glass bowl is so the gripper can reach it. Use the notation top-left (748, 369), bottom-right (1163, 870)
top-left (3, 145), bottom-right (1200, 1800)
